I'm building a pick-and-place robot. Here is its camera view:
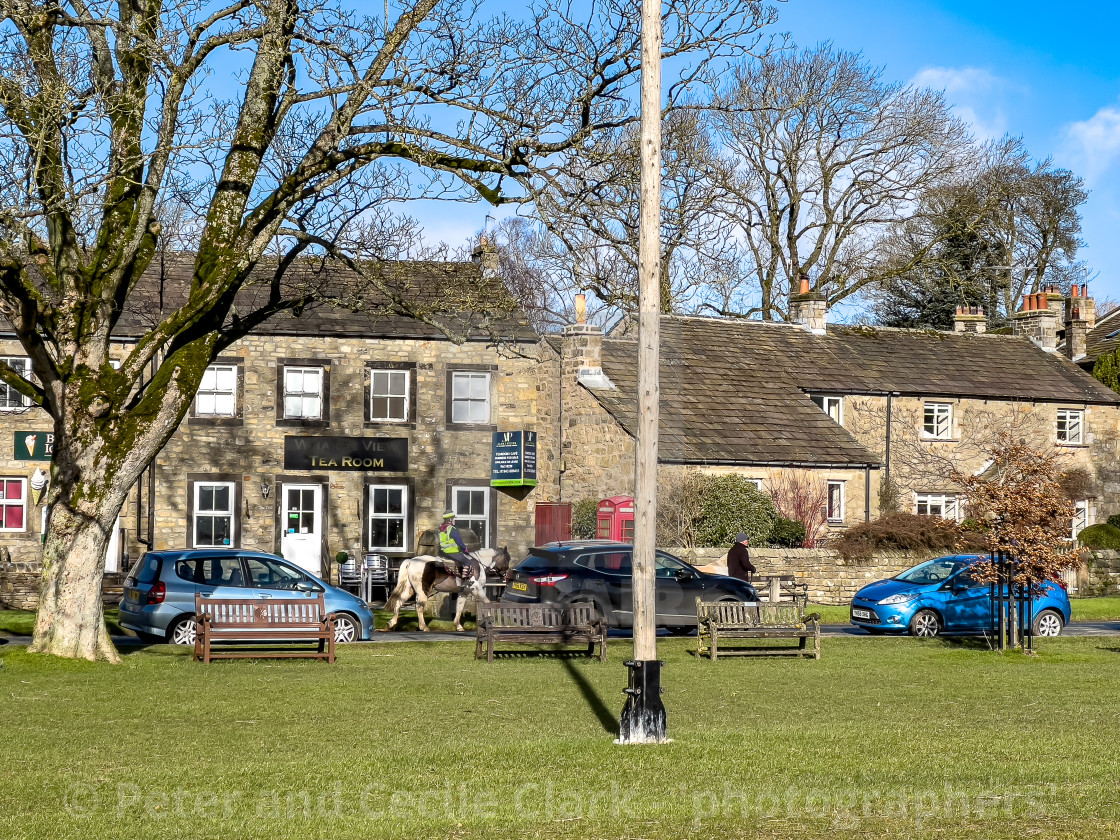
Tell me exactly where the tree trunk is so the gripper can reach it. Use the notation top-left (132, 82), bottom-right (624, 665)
top-left (29, 502), bottom-right (123, 662)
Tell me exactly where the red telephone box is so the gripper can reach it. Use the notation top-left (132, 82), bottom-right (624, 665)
top-left (596, 496), bottom-right (635, 542)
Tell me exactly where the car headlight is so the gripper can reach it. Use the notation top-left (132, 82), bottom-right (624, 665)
top-left (878, 592), bottom-right (917, 605)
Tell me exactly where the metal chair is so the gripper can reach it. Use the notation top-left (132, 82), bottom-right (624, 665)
top-left (361, 553), bottom-right (390, 604)
top-left (338, 559), bottom-right (361, 594)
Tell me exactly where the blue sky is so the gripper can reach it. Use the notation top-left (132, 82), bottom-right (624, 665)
top-left (407, 0), bottom-right (1120, 302)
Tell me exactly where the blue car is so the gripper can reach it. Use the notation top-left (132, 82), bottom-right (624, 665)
top-left (850, 554), bottom-right (1070, 638)
top-left (119, 549), bottom-right (375, 645)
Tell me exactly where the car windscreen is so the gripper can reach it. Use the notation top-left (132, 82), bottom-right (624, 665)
top-left (125, 553), bottom-right (160, 586)
top-left (893, 558), bottom-right (971, 585)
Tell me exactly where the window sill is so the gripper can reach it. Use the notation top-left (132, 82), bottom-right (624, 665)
top-left (920, 436), bottom-right (958, 443)
top-left (1056, 442), bottom-right (1088, 448)
top-left (188, 415), bottom-right (243, 427)
top-left (364, 420), bottom-right (416, 430)
top-left (445, 423), bottom-right (497, 432)
top-left (276, 417), bottom-right (329, 428)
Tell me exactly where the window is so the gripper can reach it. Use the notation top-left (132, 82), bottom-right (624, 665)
top-left (451, 486), bottom-right (490, 548)
top-left (915, 493), bottom-right (961, 522)
top-left (370, 369), bottom-right (409, 422)
top-left (746, 478), bottom-right (764, 491)
top-left (173, 555), bottom-right (244, 586)
top-left (368, 485), bottom-right (408, 551)
top-left (243, 557), bottom-right (315, 591)
top-left (450, 371), bottom-right (490, 424)
top-left (283, 367), bottom-right (323, 420)
top-left (195, 365), bottom-right (237, 417)
top-left (576, 552), bottom-right (632, 576)
top-left (923, 402), bottom-right (953, 439)
top-left (811, 395), bottom-right (843, 424)
top-left (1072, 500), bottom-right (1090, 540)
top-left (1057, 409), bottom-right (1084, 445)
top-left (0, 478), bottom-right (26, 531)
top-left (0, 357), bottom-right (31, 410)
top-left (193, 482), bottom-right (235, 547)
top-left (826, 481), bottom-right (845, 523)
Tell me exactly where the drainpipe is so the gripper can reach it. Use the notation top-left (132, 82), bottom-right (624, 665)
top-left (885, 392), bottom-right (897, 488)
top-left (865, 466), bottom-right (871, 522)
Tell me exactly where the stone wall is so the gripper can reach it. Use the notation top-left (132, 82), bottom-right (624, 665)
top-left (671, 545), bottom-right (938, 605)
top-left (0, 563), bottom-right (124, 611)
top-left (1079, 550), bottom-right (1120, 596)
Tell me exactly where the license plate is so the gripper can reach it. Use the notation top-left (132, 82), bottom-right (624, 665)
top-left (128, 590), bottom-right (141, 602)
top-left (511, 582), bottom-right (528, 591)
top-left (851, 608), bottom-right (871, 619)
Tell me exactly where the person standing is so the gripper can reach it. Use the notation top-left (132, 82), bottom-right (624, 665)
top-left (439, 511), bottom-right (478, 579)
top-left (727, 532), bottom-right (756, 582)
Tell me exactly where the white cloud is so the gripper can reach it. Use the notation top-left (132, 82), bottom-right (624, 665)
top-left (1063, 105), bottom-right (1120, 183)
top-left (910, 66), bottom-right (1009, 140)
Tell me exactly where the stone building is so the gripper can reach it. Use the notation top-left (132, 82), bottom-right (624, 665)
top-left (0, 254), bottom-right (548, 583)
top-left (545, 284), bottom-right (1120, 536)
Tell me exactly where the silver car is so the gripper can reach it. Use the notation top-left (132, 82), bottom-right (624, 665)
top-left (118, 549), bottom-right (374, 645)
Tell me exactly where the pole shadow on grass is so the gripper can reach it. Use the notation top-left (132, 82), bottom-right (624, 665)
top-left (559, 654), bottom-right (619, 737)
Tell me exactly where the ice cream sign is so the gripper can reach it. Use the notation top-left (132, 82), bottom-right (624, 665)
top-left (14, 431), bottom-right (54, 461)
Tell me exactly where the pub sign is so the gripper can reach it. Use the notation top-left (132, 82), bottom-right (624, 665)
top-left (491, 430), bottom-right (537, 488)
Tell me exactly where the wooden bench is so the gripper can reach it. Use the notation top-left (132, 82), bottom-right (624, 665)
top-left (475, 603), bottom-right (607, 663)
top-left (193, 594), bottom-right (337, 663)
top-left (696, 598), bottom-right (821, 660)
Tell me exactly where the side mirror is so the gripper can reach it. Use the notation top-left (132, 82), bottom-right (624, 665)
top-left (674, 568), bottom-right (694, 581)
top-left (295, 580), bottom-right (314, 592)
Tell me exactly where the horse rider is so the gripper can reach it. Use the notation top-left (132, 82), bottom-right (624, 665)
top-left (439, 511), bottom-right (479, 580)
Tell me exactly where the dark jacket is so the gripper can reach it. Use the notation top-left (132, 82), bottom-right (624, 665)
top-left (727, 542), bottom-right (755, 581)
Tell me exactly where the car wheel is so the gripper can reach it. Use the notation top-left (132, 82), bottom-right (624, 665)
top-left (167, 616), bottom-right (198, 646)
top-left (909, 609), bottom-right (941, 638)
top-left (334, 613), bottom-right (360, 644)
top-left (1033, 609), bottom-right (1064, 637)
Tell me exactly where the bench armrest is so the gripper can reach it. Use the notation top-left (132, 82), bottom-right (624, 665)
top-left (322, 612), bottom-right (339, 628)
top-left (803, 612), bottom-right (821, 624)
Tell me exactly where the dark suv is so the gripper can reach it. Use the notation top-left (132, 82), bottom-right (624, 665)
top-left (502, 541), bottom-right (758, 632)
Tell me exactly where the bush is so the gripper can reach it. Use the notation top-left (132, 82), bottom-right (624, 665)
top-left (768, 517), bottom-right (807, 548)
top-left (1078, 523), bottom-right (1120, 550)
top-left (1107, 515), bottom-right (1120, 531)
top-left (656, 469), bottom-right (707, 547)
top-left (835, 513), bottom-right (987, 563)
top-left (571, 498), bottom-right (599, 540)
top-left (695, 475), bottom-right (777, 547)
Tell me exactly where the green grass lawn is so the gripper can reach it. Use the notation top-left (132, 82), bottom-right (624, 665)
top-left (2, 635), bottom-right (1120, 839)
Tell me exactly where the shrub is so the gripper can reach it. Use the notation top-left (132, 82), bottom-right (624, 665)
top-left (768, 517), bottom-right (807, 548)
top-left (571, 498), bottom-right (599, 540)
top-left (835, 512), bottom-right (986, 563)
top-left (1078, 523), bottom-right (1120, 550)
top-left (695, 475), bottom-right (777, 547)
top-left (1107, 515), bottom-right (1120, 531)
top-left (656, 469), bottom-right (707, 547)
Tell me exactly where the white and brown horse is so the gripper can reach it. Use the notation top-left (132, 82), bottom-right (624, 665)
top-left (383, 547), bottom-right (512, 632)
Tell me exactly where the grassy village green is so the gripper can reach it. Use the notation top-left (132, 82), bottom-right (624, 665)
top-left (2, 636), bottom-right (1120, 839)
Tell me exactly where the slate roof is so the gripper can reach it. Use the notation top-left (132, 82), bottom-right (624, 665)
top-left (1081, 307), bottom-right (1120, 365)
top-left (586, 315), bottom-right (1120, 467)
top-left (110, 253), bottom-right (536, 342)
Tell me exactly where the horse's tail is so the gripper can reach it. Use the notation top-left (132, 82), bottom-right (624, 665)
top-left (385, 560), bottom-right (415, 614)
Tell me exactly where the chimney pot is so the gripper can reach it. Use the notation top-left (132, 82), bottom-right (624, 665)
top-left (574, 293), bottom-right (587, 324)
top-left (1072, 285), bottom-right (1080, 298)
top-left (799, 276), bottom-right (810, 295)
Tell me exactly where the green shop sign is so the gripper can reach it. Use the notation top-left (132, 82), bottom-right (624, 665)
top-left (491, 430), bottom-right (537, 488)
top-left (14, 431), bottom-right (54, 461)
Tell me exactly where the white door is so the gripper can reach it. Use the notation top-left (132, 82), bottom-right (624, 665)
top-left (104, 516), bottom-right (121, 573)
top-left (280, 484), bottom-right (322, 577)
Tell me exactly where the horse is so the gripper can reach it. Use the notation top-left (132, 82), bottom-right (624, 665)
top-left (383, 546), bottom-right (512, 632)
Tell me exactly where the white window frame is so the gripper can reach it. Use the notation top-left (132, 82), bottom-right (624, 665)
top-left (923, 402), bottom-right (953, 439)
top-left (915, 493), bottom-right (962, 523)
top-left (746, 478), bottom-right (763, 491)
top-left (369, 369), bottom-right (410, 423)
top-left (0, 477), bottom-right (27, 532)
top-left (283, 366), bottom-right (324, 420)
top-left (1072, 500), bottom-right (1091, 540)
top-left (1056, 409), bottom-right (1084, 446)
top-left (451, 485), bottom-right (491, 548)
top-left (368, 484), bottom-right (409, 551)
top-left (450, 371), bottom-right (491, 424)
top-left (826, 480), bottom-right (845, 523)
top-left (811, 394), bottom-right (843, 425)
top-left (195, 364), bottom-right (238, 417)
top-left (0, 357), bottom-right (32, 411)
top-left (193, 481), bottom-right (236, 548)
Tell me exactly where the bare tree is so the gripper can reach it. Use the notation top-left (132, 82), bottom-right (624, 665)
top-left (0, 0), bottom-right (770, 660)
top-left (709, 43), bottom-right (971, 319)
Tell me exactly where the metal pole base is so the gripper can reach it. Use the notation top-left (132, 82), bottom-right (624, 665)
top-left (617, 659), bottom-right (667, 744)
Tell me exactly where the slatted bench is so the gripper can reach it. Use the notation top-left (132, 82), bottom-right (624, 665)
top-left (475, 603), bottom-right (607, 663)
top-left (696, 598), bottom-right (821, 661)
top-left (193, 594), bottom-right (337, 663)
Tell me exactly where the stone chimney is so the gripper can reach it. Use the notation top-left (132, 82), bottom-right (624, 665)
top-left (952, 305), bottom-right (987, 334)
top-left (1064, 284), bottom-right (1092, 360)
top-left (560, 295), bottom-right (612, 390)
top-left (1012, 291), bottom-right (1059, 352)
top-left (789, 273), bottom-right (828, 335)
top-left (470, 234), bottom-right (499, 278)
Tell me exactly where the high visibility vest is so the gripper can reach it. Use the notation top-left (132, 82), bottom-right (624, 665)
top-left (439, 525), bottom-right (458, 553)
